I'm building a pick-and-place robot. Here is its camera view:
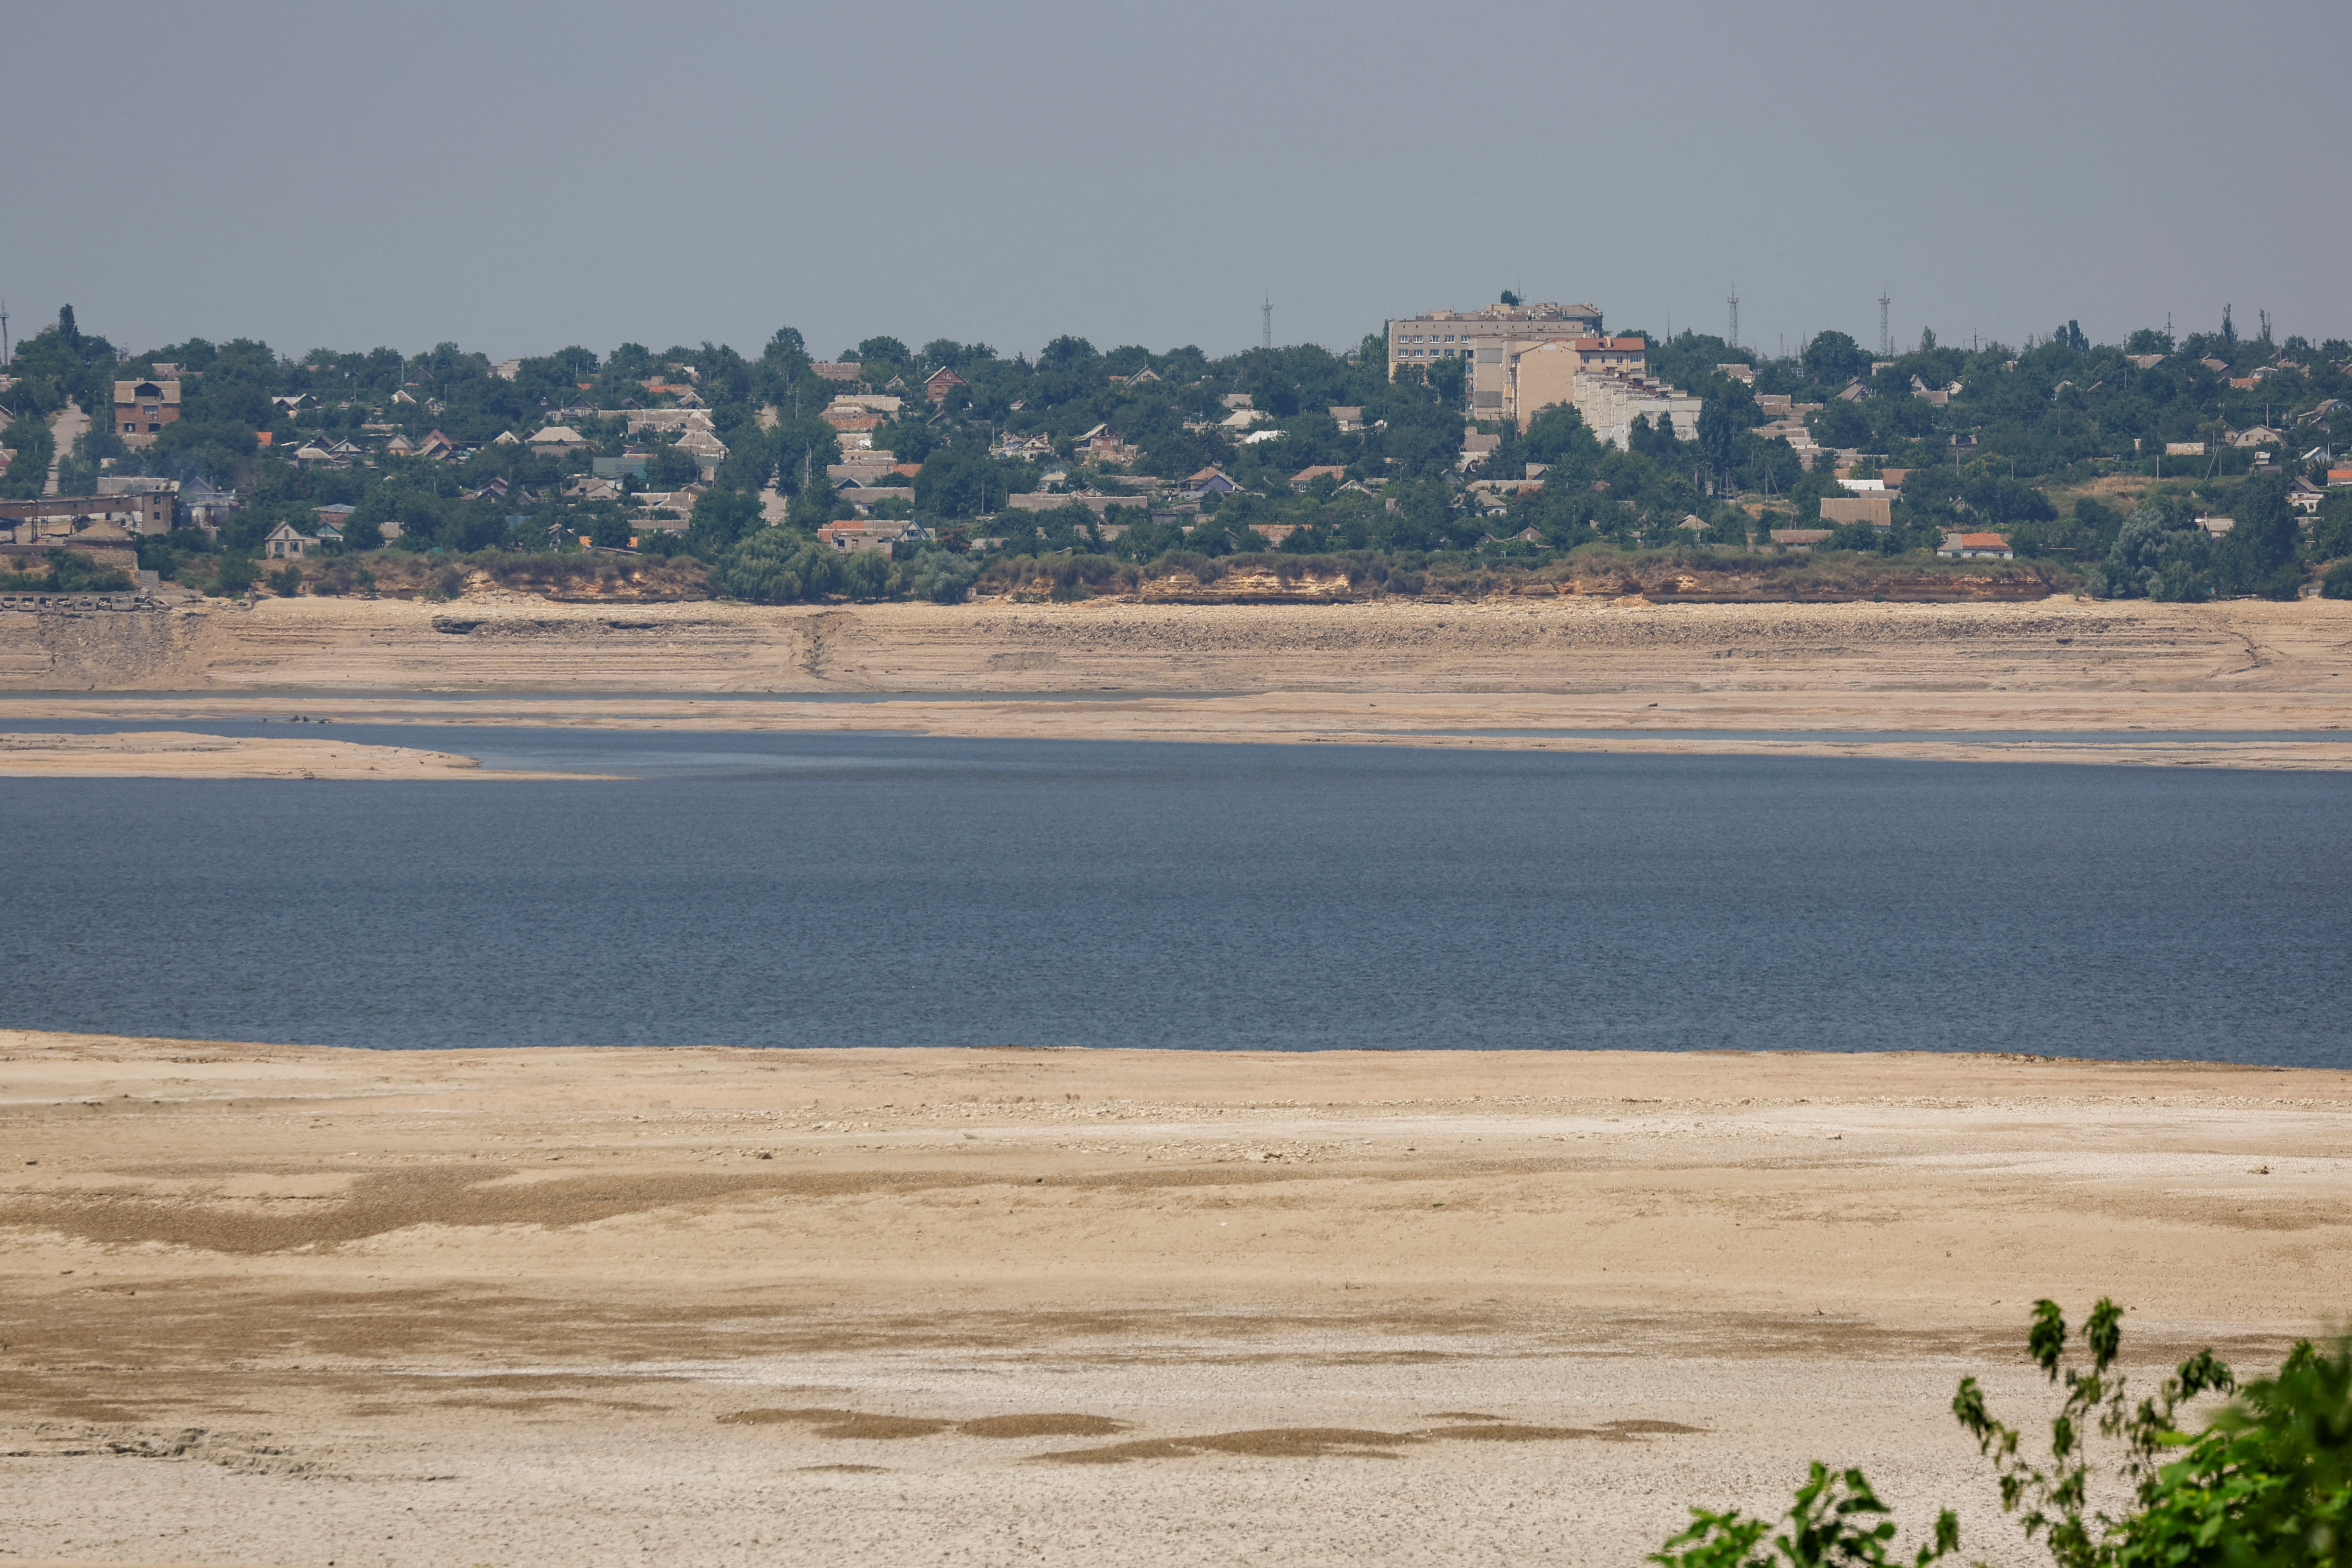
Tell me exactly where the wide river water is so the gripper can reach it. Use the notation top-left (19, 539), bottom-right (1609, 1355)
top-left (6, 724), bottom-right (2348, 1064)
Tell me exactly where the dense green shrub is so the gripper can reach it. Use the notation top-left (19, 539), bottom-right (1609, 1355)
top-left (0, 549), bottom-right (137, 593)
top-left (1655, 1302), bottom-right (2352, 1568)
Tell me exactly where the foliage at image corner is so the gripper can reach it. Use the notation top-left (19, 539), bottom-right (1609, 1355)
top-left (1652, 1299), bottom-right (2352, 1568)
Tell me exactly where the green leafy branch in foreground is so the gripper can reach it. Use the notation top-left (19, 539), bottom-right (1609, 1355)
top-left (1955, 1298), bottom-right (2234, 1566)
top-left (1652, 1462), bottom-right (1959, 1568)
top-left (1652, 1302), bottom-right (2352, 1568)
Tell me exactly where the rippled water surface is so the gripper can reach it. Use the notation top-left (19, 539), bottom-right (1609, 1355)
top-left (5, 726), bottom-right (2346, 1063)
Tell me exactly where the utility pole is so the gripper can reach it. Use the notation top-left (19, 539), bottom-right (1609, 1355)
top-left (1878, 291), bottom-right (1891, 358)
top-left (1261, 294), bottom-right (1272, 352)
top-left (1726, 286), bottom-right (1739, 350)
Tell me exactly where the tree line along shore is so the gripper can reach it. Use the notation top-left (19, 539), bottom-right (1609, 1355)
top-left (4, 302), bottom-right (2347, 609)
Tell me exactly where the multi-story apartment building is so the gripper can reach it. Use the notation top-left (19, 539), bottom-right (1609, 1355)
top-left (112, 378), bottom-right (182, 449)
top-left (1567, 366), bottom-right (1703, 450)
top-left (1502, 337), bottom-right (1649, 429)
top-left (1386, 300), bottom-right (1603, 416)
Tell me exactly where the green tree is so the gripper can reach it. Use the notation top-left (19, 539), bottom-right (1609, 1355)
top-left (2313, 492), bottom-right (2352, 563)
top-left (2086, 495), bottom-right (2214, 600)
top-left (840, 547), bottom-right (892, 601)
top-left (904, 549), bottom-right (977, 603)
top-left (2213, 475), bottom-right (2302, 599)
top-left (1801, 331), bottom-right (1871, 388)
top-left (213, 555), bottom-right (258, 597)
top-left (916, 445), bottom-right (995, 518)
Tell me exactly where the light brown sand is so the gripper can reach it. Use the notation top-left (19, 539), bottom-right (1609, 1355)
top-left (0, 730), bottom-right (588, 780)
top-left (4, 1033), bottom-right (2345, 1566)
top-left (4, 594), bottom-right (2349, 770)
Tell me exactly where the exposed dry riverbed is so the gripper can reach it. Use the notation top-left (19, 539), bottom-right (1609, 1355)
top-left (2, 1036), bottom-right (2345, 1567)
top-left (3, 595), bottom-right (2350, 772)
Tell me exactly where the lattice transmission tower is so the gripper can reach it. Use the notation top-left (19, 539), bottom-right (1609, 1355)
top-left (1726, 286), bottom-right (1739, 350)
top-left (1879, 291), bottom-right (1891, 357)
top-left (1262, 295), bottom-right (1272, 352)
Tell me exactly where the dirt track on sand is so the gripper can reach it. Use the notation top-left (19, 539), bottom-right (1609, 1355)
top-left (4, 1034), bottom-right (2345, 1566)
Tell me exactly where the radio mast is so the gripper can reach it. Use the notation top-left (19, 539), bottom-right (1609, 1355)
top-left (1878, 291), bottom-right (1891, 357)
top-left (1261, 294), bottom-right (1272, 352)
top-left (1726, 286), bottom-right (1739, 350)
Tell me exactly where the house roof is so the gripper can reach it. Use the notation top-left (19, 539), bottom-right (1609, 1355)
top-left (1947, 532), bottom-right (2011, 548)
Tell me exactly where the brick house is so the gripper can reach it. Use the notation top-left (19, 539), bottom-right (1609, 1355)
top-left (112, 379), bottom-right (182, 449)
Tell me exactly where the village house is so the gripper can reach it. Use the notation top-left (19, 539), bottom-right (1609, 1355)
top-left (1820, 496), bottom-right (1894, 527)
top-left (263, 522), bottom-right (321, 559)
top-left (1770, 528), bottom-right (1835, 551)
top-left (112, 378), bottom-right (182, 449)
top-left (674, 428), bottom-right (730, 472)
top-left (1328, 406), bottom-right (1366, 433)
top-left (1077, 424), bottom-right (1135, 463)
top-left (991, 431), bottom-right (1055, 463)
top-left (1458, 431), bottom-right (1502, 469)
top-left (816, 521), bottom-right (917, 553)
top-left (1289, 465), bottom-right (1348, 492)
top-left (1181, 467), bottom-right (1239, 497)
top-left (922, 366), bottom-right (966, 404)
top-left (528, 425), bottom-right (590, 455)
top-left (837, 488), bottom-right (916, 516)
top-left (1937, 531), bottom-right (2014, 559)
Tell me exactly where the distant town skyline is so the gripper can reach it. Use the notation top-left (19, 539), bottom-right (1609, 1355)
top-left (2, 0), bottom-right (2344, 365)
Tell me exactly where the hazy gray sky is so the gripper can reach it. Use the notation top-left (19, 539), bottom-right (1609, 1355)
top-left (5, 0), bottom-right (2343, 366)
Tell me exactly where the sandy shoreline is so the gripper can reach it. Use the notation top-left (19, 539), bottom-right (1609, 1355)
top-left (4, 1032), bottom-right (2345, 1565)
top-left (0, 729), bottom-right (595, 780)
top-left (4, 595), bottom-right (2350, 772)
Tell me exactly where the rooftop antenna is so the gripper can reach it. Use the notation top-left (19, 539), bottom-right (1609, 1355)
top-left (1727, 285), bottom-right (1739, 350)
top-left (1261, 293), bottom-right (1272, 352)
top-left (1878, 291), bottom-right (1891, 358)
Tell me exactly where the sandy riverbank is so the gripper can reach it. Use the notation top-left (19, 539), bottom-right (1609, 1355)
top-left (3, 594), bottom-right (2350, 772)
top-left (4, 1033), bottom-right (2345, 1566)
top-left (0, 730), bottom-right (594, 780)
